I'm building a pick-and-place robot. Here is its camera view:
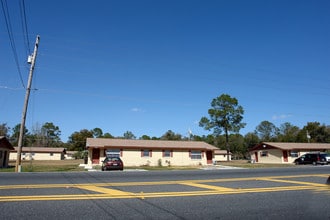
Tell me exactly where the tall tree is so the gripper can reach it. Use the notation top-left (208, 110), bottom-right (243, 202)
top-left (199, 94), bottom-right (245, 161)
top-left (255, 121), bottom-right (279, 141)
top-left (41, 122), bottom-right (61, 147)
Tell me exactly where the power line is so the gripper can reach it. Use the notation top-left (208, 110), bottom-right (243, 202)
top-left (19, 0), bottom-right (31, 56)
top-left (0, 0), bottom-right (25, 88)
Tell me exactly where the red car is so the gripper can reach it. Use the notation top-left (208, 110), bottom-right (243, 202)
top-left (101, 157), bottom-right (124, 171)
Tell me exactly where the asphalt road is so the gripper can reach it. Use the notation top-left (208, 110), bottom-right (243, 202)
top-left (1, 166), bottom-right (330, 220)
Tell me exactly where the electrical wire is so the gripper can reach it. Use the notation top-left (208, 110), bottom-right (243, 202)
top-left (19, 0), bottom-right (31, 56)
top-left (1, 0), bottom-right (26, 88)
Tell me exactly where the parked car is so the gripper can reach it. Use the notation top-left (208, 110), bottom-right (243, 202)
top-left (294, 152), bottom-right (328, 165)
top-left (101, 157), bottom-right (124, 171)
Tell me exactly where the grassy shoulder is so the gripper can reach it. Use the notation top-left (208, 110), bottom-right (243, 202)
top-left (2, 160), bottom-right (86, 172)
top-left (0, 159), bottom-right (295, 172)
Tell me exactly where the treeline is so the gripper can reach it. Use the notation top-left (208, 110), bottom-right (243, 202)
top-left (1, 121), bottom-right (329, 159)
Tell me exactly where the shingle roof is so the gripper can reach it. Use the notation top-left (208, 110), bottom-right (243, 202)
top-left (251, 142), bottom-right (330, 151)
top-left (86, 138), bottom-right (218, 150)
top-left (11, 147), bottom-right (66, 153)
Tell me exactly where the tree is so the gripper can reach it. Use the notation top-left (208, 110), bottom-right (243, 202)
top-left (68, 129), bottom-right (94, 151)
top-left (140, 135), bottom-right (151, 140)
top-left (103, 132), bottom-right (114, 138)
top-left (10, 124), bottom-right (29, 146)
top-left (160, 130), bottom-right (182, 140)
top-left (244, 132), bottom-right (260, 149)
top-left (297, 122), bottom-right (330, 143)
top-left (228, 134), bottom-right (245, 159)
top-left (41, 122), bottom-right (61, 147)
top-left (123, 131), bottom-right (136, 139)
top-left (199, 94), bottom-right (245, 161)
top-left (255, 121), bottom-right (279, 141)
top-left (92, 128), bottom-right (103, 138)
top-left (277, 122), bottom-right (300, 142)
top-left (0, 123), bottom-right (10, 137)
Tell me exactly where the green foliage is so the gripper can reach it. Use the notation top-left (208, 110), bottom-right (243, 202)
top-left (68, 129), bottom-right (93, 151)
top-left (277, 122), bottom-right (300, 142)
top-left (199, 94), bottom-right (245, 160)
top-left (123, 131), bottom-right (136, 139)
top-left (0, 123), bottom-right (10, 137)
top-left (140, 135), bottom-right (151, 140)
top-left (255, 121), bottom-right (279, 141)
top-left (160, 130), bottom-right (182, 140)
top-left (244, 132), bottom-right (260, 149)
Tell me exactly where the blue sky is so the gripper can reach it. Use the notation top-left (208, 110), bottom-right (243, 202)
top-left (1, 0), bottom-right (329, 141)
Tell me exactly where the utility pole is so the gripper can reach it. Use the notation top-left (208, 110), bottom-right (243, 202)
top-left (15, 35), bottom-right (40, 172)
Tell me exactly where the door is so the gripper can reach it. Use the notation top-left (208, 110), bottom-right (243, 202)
top-left (206, 151), bottom-right (213, 164)
top-left (254, 152), bottom-right (258, 162)
top-left (283, 151), bottom-right (288, 162)
top-left (92, 149), bottom-right (100, 164)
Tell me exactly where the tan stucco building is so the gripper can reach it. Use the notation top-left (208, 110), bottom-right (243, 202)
top-left (10, 147), bottom-right (66, 161)
top-left (86, 138), bottom-right (230, 167)
top-left (249, 142), bottom-right (330, 164)
top-left (0, 136), bottom-right (14, 168)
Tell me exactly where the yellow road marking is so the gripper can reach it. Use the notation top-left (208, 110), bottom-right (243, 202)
top-left (180, 182), bottom-right (233, 191)
top-left (0, 174), bottom-right (329, 202)
top-left (75, 185), bottom-right (132, 196)
top-left (258, 177), bottom-right (327, 187)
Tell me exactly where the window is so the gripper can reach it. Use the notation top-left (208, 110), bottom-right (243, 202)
top-left (0, 151), bottom-right (2, 159)
top-left (50, 153), bottom-right (54, 156)
top-left (141, 149), bottom-right (152, 157)
top-left (290, 151), bottom-right (298, 158)
top-left (163, 150), bottom-right (172, 157)
top-left (105, 149), bottom-right (121, 157)
top-left (260, 151), bottom-right (268, 157)
top-left (190, 150), bottom-right (202, 159)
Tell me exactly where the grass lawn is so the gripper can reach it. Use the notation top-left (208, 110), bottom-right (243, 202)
top-left (0, 159), bottom-right (295, 172)
top-left (1, 159), bottom-right (86, 172)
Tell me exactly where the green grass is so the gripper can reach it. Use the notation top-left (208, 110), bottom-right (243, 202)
top-left (1, 160), bottom-right (86, 172)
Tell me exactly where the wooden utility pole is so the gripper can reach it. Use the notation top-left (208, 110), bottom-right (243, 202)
top-left (15, 35), bottom-right (40, 172)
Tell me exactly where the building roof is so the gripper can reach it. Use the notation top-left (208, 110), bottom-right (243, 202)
top-left (0, 136), bottom-right (14, 150)
top-left (250, 142), bottom-right (330, 151)
top-left (11, 147), bottom-right (66, 153)
top-left (86, 138), bottom-right (218, 151)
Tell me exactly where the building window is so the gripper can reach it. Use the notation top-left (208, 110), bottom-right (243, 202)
top-left (163, 150), bottom-right (172, 157)
top-left (141, 149), bottom-right (152, 157)
top-left (290, 151), bottom-right (298, 157)
top-left (260, 151), bottom-right (268, 157)
top-left (105, 149), bottom-right (121, 157)
top-left (190, 150), bottom-right (202, 159)
top-left (50, 153), bottom-right (54, 156)
top-left (0, 151), bottom-right (2, 159)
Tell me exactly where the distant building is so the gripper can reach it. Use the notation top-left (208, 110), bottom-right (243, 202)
top-left (10, 147), bottom-right (66, 161)
top-left (249, 142), bottom-right (330, 164)
top-left (86, 138), bottom-right (231, 167)
top-left (0, 136), bottom-right (14, 168)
